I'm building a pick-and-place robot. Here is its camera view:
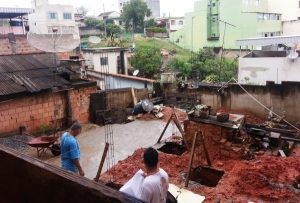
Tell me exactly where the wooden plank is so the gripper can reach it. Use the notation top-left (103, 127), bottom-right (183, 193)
top-left (0, 145), bottom-right (143, 203)
top-left (131, 88), bottom-right (138, 106)
top-left (185, 132), bottom-right (198, 188)
top-left (94, 142), bottom-right (110, 182)
top-left (157, 114), bottom-right (173, 143)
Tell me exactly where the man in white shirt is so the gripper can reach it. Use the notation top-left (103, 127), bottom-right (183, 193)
top-left (120, 148), bottom-right (169, 203)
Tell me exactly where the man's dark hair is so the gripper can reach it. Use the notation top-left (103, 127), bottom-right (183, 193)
top-left (70, 123), bottom-right (82, 131)
top-left (143, 147), bottom-right (158, 168)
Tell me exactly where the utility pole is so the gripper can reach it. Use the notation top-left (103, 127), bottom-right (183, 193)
top-left (103, 3), bottom-right (107, 38)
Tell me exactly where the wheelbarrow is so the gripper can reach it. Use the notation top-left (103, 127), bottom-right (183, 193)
top-left (26, 135), bottom-right (61, 157)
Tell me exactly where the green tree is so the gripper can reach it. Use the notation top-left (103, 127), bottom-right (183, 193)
top-left (107, 24), bottom-right (122, 42)
top-left (144, 18), bottom-right (156, 28)
top-left (130, 47), bottom-right (162, 78)
top-left (84, 17), bottom-right (104, 28)
top-left (189, 49), bottom-right (238, 82)
top-left (121, 0), bottom-right (151, 32)
top-left (168, 58), bottom-right (192, 81)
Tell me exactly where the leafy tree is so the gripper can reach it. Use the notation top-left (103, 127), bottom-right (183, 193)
top-left (105, 18), bottom-right (115, 25)
top-left (130, 47), bottom-right (162, 78)
top-left (188, 49), bottom-right (238, 82)
top-left (168, 58), bottom-right (192, 81)
top-left (107, 24), bottom-right (122, 42)
top-left (121, 0), bottom-right (151, 32)
top-left (145, 19), bottom-right (156, 28)
top-left (84, 17), bottom-right (104, 28)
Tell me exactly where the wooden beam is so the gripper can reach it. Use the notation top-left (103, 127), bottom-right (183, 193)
top-left (94, 142), bottom-right (110, 182)
top-left (185, 132), bottom-right (198, 188)
top-left (157, 114), bottom-right (173, 143)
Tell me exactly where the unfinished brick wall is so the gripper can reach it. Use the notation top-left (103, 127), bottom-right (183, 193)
top-left (68, 87), bottom-right (97, 124)
top-left (0, 36), bottom-right (42, 55)
top-left (0, 86), bottom-right (96, 136)
top-left (184, 120), bottom-right (245, 163)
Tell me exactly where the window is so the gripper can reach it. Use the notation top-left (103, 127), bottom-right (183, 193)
top-left (270, 14), bottom-right (276, 20)
top-left (48, 12), bottom-right (58, 20)
top-left (171, 20), bottom-right (175, 25)
top-left (100, 57), bottom-right (108, 66)
top-left (257, 13), bottom-right (263, 20)
top-left (263, 13), bottom-right (269, 20)
top-left (63, 12), bottom-right (72, 20)
top-left (277, 15), bottom-right (281, 20)
top-left (299, 1), bottom-right (300, 8)
top-left (178, 20), bottom-right (183, 25)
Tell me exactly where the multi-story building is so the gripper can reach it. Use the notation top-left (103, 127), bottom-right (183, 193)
top-left (170, 0), bottom-right (283, 51)
top-left (118, 0), bottom-right (160, 19)
top-left (28, 0), bottom-right (78, 35)
top-left (156, 17), bottom-right (184, 33)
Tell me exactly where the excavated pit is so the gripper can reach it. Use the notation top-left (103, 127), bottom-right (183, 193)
top-left (189, 166), bottom-right (224, 187)
top-left (158, 142), bottom-right (187, 156)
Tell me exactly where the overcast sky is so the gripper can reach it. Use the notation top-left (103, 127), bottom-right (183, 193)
top-left (0, 0), bottom-right (195, 17)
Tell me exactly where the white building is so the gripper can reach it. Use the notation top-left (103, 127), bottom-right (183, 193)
top-left (162, 17), bottom-right (184, 33)
top-left (82, 47), bottom-right (129, 75)
top-left (118, 0), bottom-right (160, 19)
top-left (28, 0), bottom-right (78, 34)
top-left (268, 0), bottom-right (300, 21)
top-left (98, 11), bottom-right (122, 26)
top-left (237, 36), bottom-right (300, 86)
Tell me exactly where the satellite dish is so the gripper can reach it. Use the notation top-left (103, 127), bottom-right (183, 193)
top-left (27, 23), bottom-right (80, 53)
top-left (287, 50), bottom-right (299, 62)
top-left (133, 70), bottom-right (139, 76)
top-left (88, 36), bottom-right (101, 44)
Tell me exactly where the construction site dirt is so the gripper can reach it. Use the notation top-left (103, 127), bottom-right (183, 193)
top-left (101, 108), bottom-right (300, 203)
top-left (101, 147), bottom-right (300, 202)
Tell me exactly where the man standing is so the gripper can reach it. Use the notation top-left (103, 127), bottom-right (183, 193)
top-left (60, 123), bottom-right (85, 176)
top-left (120, 148), bottom-right (169, 203)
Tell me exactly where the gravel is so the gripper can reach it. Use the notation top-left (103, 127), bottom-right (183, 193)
top-left (0, 135), bottom-right (33, 152)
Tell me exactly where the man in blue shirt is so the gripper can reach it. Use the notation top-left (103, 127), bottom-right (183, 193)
top-left (60, 123), bottom-right (85, 176)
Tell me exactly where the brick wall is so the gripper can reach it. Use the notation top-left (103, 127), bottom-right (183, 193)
top-left (0, 86), bottom-right (96, 136)
top-left (184, 120), bottom-right (245, 162)
top-left (0, 35), bottom-right (75, 59)
top-left (0, 35), bottom-right (42, 55)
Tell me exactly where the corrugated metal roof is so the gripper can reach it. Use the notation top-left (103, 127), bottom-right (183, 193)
top-left (236, 35), bottom-right (300, 46)
top-left (0, 54), bottom-right (69, 96)
top-left (0, 7), bottom-right (33, 19)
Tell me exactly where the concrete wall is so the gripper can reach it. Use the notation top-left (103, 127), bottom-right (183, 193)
top-left (283, 20), bottom-right (300, 36)
top-left (29, 1), bottom-right (78, 34)
top-left (164, 83), bottom-right (300, 123)
top-left (83, 51), bottom-right (129, 75)
top-left (170, 0), bottom-right (282, 51)
top-left (239, 56), bottom-right (300, 85)
top-left (0, 145), bottom-right (142, 203)
top-left (0, 86), bottom-right (96, 136)
top-left (268, 0), bottom-right (300, 21)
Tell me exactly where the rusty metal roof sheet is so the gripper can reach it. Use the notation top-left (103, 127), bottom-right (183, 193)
top-left (0, 53), bottom-right (69, 96)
